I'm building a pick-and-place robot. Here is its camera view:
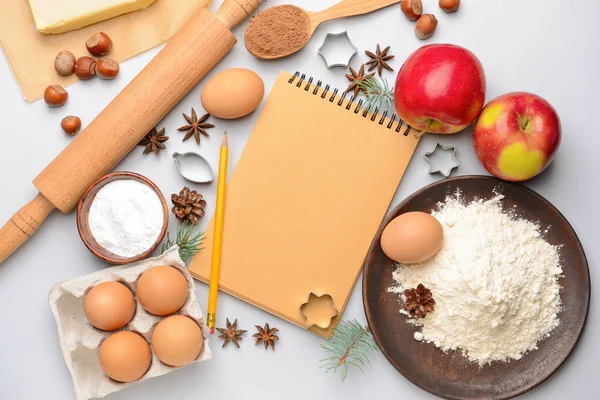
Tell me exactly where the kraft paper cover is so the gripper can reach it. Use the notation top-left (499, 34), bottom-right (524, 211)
top-left (0, 0), bottom-right (210, 101)
top-left (189, 71), bottom-right (420, 338)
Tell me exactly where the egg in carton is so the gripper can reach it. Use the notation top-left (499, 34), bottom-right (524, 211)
top-left (48, 247), bottom-right (212, 400)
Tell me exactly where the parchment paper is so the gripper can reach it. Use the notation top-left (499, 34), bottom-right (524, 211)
top-left (0, 0), bottom-right (211, 101)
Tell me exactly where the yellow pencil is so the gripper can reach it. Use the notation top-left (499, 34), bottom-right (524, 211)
top-left (207, 132), bottom-right (228, 334)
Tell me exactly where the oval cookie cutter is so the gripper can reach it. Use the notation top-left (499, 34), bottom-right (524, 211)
top-left (173, 152), bottom-right (215, 184)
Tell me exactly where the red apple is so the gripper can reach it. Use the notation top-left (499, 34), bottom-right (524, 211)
top-left (473, 92), bottom-right (561, 182)
top-left (394, 44), bottom-right (486, 134)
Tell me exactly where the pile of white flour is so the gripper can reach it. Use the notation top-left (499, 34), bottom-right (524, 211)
top-left (89, 179), bottom-right (164, 258)
top-left (389, 192), bottom-right (563, 365)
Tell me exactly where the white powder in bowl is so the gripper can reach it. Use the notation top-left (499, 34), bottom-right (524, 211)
top-left (389, 192), bottom-right (562, 366)
top-left (88, 179), bottom-right (164, 258)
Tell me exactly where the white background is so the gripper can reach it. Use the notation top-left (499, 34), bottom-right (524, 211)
top-left (0, 0), bottom-right (597, 399)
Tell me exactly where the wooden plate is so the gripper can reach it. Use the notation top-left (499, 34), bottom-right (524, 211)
top-left (362, 176), bottom-right (590, 400)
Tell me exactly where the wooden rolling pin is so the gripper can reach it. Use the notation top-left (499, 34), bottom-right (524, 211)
top-left (0, 0), bottom-right (263, 264)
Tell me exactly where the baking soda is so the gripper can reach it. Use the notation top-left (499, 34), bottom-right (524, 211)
top-left (88, 179), bottom-right (164, 258)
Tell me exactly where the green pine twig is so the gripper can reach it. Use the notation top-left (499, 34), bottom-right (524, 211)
top-left (320, 319), bottom-right (378, 381)
top-left (355, 76), bottom-right (395, 114)
top-left (161, 222), bottom-right (204, 262)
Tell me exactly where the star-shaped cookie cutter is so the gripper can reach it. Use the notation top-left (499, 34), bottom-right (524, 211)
top-left (299, 292), bottom-right (339, 329)
top-left (317, 31), bottom-right (358, 69)
top-left (424, 143), bottom-right (461, 178)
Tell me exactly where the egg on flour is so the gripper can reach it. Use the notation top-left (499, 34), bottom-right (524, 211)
top-left (381, 211), bottom-right (444, 264)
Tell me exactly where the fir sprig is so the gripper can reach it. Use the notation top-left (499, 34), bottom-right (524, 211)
top-left (160, 222), bottom-right (204, 262)
top-left (320, 319), bottom-right (378, 381)
top-left (355, 76), bottom-right (395, 114)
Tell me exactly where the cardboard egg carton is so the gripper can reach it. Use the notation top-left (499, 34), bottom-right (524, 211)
top-left (48, 247), bottom-right (212, 400)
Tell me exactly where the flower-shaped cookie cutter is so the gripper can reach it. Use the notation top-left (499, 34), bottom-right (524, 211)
top-left (299, 292), bottom-right (339, 329)
top-left (317, 31), bottom-right (358, 69)
top-left (173, 152), bottom-right (215, 184)
top-left (424, 143), bottom-right (461, 178)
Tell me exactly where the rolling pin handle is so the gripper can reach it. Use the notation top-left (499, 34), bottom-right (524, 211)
top-left (217, 0), bottom-right (263, 29)
top-left (0, 193), bottom-right (55, 264)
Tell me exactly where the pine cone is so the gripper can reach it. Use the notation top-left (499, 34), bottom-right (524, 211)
top-left (403, 284), bottom-right (435, 319)
top-left (171, 186), bottom-right (207, 225)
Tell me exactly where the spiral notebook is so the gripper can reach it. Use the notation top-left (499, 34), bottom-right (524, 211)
top-left (189, 71), bottom-right (420, 337)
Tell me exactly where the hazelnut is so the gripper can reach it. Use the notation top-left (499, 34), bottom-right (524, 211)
top-left (96, 58), bottom-right (120, 80)
top-left (86, 32), bottom-right (113, 57)
top-left (75, 56), bottom-right (97, 80)
top-left (439, 0), bottom-right (460, 12)
top-left (54, 50), bottom-right (76, 76)
top-left (44, 85), bottom-right (68, 107)
top-left (415, 14), bottom-right (438, 40)
top-left (401, 0), bottom-right (423, 21)
top-left (61, 116), bottom-right (82, 136)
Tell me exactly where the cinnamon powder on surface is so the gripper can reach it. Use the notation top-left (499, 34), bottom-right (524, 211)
top-left (244, 5), bottom-right (311, 59)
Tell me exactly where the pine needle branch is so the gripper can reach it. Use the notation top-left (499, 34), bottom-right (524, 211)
top-left (354, 76), bottom-right (395, 114)
top-left (161, 222), bottom-right (204, 262)
top-left (320, 319), bottom-right (378, 381)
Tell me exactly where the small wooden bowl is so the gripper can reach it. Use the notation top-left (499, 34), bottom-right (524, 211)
top-left (77, 172), bottom-right (169, 265)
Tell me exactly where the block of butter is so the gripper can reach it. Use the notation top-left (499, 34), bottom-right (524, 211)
top-left (28, 0), bottom-right (157, 34)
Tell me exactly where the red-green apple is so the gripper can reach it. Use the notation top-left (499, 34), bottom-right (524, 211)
top-left (394, 44), bottom-right (486, 134)
top-left (473, 92), bottom-right (561, 182)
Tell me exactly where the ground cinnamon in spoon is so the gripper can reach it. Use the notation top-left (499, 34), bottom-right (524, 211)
top-left (244, 5), bottom-right (311, 59)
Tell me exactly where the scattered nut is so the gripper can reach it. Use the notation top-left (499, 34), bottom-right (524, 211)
top-left (86, 32), bottom-right (113, 57)
top-left (75, 56), bottom-right (97, 80)
top-left (439, 0), bottom-right (460, 12)
top-left (401, 0), bottom-right (423, 21)
top-left (44, 85), bottom-right (68, 107)
top-left (96, 58), bottom-right (120, 80)
top-left (415, 14), bottom-right (438, 40)
top-left (54, 51), bottom-right (76, 76)
top-left (61, 116), bottom-right (82, 136)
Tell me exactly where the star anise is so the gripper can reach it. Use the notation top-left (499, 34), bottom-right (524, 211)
top-left (403, 284), bottom-right (436, 319)
top-left (344, 64), bottom-right (375, 98)
top-left (365, 44), bottom-right (395, 76)
top-left (177, 108), bottom-right (214, 145)
top-left (138, 127), bottom-right (169, 156)
top-left (216, 318), bottom-right (247, 349)
top-left (253, 323), bottom-right (279, 351)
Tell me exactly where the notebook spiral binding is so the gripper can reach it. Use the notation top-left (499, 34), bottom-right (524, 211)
top-left (288, 72), bottom-right (411, 136)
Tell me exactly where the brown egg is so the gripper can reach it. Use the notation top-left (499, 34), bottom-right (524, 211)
top-left (381, 211), bottom-right (444, 264)
top-left (151, 315), bottom-right (203, 367)
top-left (84, 281), bottom-right (136, 331)
top-left (99, 331), bottom-right (152, 382)
top-left (201, 68), bottom-right (264, 119)
top-left (137, 265), bottom-right (188, 316)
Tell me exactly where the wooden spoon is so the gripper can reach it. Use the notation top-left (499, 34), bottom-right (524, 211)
top-left (245, 0), bottom-right (401, 60)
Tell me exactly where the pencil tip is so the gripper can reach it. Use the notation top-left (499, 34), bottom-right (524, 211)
top-left (222, 132), bottom-right (228, 147)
